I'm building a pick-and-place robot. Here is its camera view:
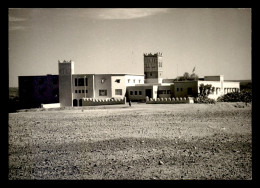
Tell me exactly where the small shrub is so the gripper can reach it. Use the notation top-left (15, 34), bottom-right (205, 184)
top-left (194, 96), bottom-right (216, 104)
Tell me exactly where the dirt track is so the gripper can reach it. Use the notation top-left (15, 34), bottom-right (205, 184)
top-left (8, 102), bottom-right (252, 180)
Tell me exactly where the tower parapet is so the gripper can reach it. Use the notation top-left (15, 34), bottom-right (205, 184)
top-left (143, 52), bottom-right (163, 57)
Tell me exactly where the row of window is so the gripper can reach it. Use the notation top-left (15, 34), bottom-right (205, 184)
top-left (157, 90), bottom-right (171, 94)
top-left (130, 91), bottom-right (142, 95)
top-left (128, 79), bottom-right (142, 84)
top-left (176, 88), bottom-right (183, 92)
top-left (75, 90), bottom-right (88, 94)
top-left (144, 62), bottom-right (163, 68)
top-left (75, 89), bottom-right (123, 96)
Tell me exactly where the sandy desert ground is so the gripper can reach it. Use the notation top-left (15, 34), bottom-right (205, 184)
top-left (8, 102), bottom-right (252, 180)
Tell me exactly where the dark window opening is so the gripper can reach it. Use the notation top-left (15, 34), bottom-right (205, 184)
top-left (115, 79), bottom-right (120, 83)
top-left (99, 90), bottom-right (107, 96)
top-left (78, 78), bottom-right (84, 86)
top-left (85, 77), bottom-right (88, 86)
top-left (75, 90), bottom-right (77, 93)
top-left (135, 91), bottom-right (138, 95)
top-left (82, 90), bottom-right (84, 93)
top-left (139, 91), bottom-right (142, 95)
top-left (188, 88), bottom-right (192, 95)
top-left (75, 78), bottom-right (78, 86)
top-left (177, 88), bottom-right (179, 92)
top-left (79, 90), bottom-right (81, 93)
top-left (130, 91), bottom-right (133, 95)
top-left (115, 89), bottom-right (122, 95)
top-left (167, 90), bottom-right (171, 94)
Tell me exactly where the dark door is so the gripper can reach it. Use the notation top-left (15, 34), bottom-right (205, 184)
top-left (73, 99), bottom-right (78, 107)
top-left (145, 89), bottom-right (152, 98)
top-left (79, 99), bottom-right (82, 106)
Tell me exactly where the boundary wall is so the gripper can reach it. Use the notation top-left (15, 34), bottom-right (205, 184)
top-left (146, 97), bottom-right (194, 104)
top-left (82, 98), bottom-right (126, 106)
top-left (41, 103), bottom-right (61, 108)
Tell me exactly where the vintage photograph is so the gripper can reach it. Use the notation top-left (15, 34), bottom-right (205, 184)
top-left (8, 8), bottom-right (252, 180)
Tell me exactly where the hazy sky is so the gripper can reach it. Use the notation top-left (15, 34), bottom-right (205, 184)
top-left (9, 8), bottom-right (251, 87)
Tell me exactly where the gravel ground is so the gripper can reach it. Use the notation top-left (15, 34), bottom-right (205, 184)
top-left (8, 102), bottom-right (252, 180)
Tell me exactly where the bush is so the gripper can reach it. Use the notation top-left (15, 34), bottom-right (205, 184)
top-left (217, 90), bottom-right (252, 103)
top-left (194, 96), bottom-right (216, 104)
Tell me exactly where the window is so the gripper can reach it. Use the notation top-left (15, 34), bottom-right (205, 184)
top-left (115, 89), bottom-right (122, 95)
top-left (177, 88), bottom-right (179, 92)
top-left (86, 90), bottom-right (88, 93)
top-left (75, 78), bottom-right (78, 86)
top-left (99, 90), bottom-right (107, 96)
top-left (82, 90), bottom-right (85, 93)
top-left (128, 79), bottom-right (130, 83)
top-left (85, 77), bottom-right (88, 86)
top-left (115, 79), bottom-right (120, 83)
top-left (75, 90), bottom-right (77, 93)
top-left (167, 90), bottom-right (171, 94)
top-left (130, 91), bottom-right (133, 95)
top-left (79, 90), bottom-right (81, 93)
top-left (139, 91), bottom-right (142, 95)
top-left (133, 79), bottom-right (135, 83)
top-left (139, 80), bottom-right (141, 83)
top-left (188, 88), bottom-right (192, 95)
top-left (101, 78), bottom-right (105, 83)
top-left (150, 73), bottom-right (152, 76)
top-left (78, 78), bottom-right (84, 86)
top-left (135, 91), bottom-right (138, 95)
top-left (158, 90), bottom-right (166, 94)
top-left (181, 88), bottom-right (183, 92)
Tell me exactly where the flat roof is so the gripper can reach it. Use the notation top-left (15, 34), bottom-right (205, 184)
top-left (73, 73), bottom-right (144, 76)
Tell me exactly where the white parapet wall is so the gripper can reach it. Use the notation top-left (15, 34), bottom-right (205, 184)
top-left (146, 97), bottom-right (194, 104)
top-left (82, 98), bottom-right (126, 106)
top-left (41, 103), bottom-right (61, 108)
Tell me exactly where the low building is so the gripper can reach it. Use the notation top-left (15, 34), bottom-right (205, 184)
top-left (18, 74), bottom-right (59, 108)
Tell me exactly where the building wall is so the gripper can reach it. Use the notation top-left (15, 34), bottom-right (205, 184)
top-left (111, 75), bottom-right (126, 99)
top-left (94, 75), bottom-right (112, 99)
top-left (173, 80), bottom-right (240, 100)
top-left (157, 85), bottom-right (172, 98)
top-left (173, 81), bottom-right (198, 98)
top-left (223, 82), bottom-right (240, 94)
top-left (19, 75), bottom-right (59, 108)
top-left (127, 85), bottom-right (152, 101)
top-left (59, 61), bottom-right (74, 107)
top-left (125, 75), bottom-right (144, 86)
top-left (72, 74), bottom-right (94, 103)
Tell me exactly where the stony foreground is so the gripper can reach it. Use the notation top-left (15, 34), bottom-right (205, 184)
top-left (8, 102), bottom-right (252, 180)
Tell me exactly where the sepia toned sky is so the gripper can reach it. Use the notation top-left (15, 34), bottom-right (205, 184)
top-left (9, 8), bottom-right (251, 87)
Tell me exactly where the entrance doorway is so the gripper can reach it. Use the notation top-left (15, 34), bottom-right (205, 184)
top-left (145, 89), bottom-right (152, 99)
top-left (79, 99), bottom-right (82, 106)
top-left (73, 99), bottom-right (78, 107)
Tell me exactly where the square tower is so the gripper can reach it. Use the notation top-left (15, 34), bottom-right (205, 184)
top-left (144, 52), bottom-right (163, 84)
top-left (58, 60), bottom-right (74, 107)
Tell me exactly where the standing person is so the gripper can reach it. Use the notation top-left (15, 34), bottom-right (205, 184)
top-left (129, 100), bottom-right (131, 107)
